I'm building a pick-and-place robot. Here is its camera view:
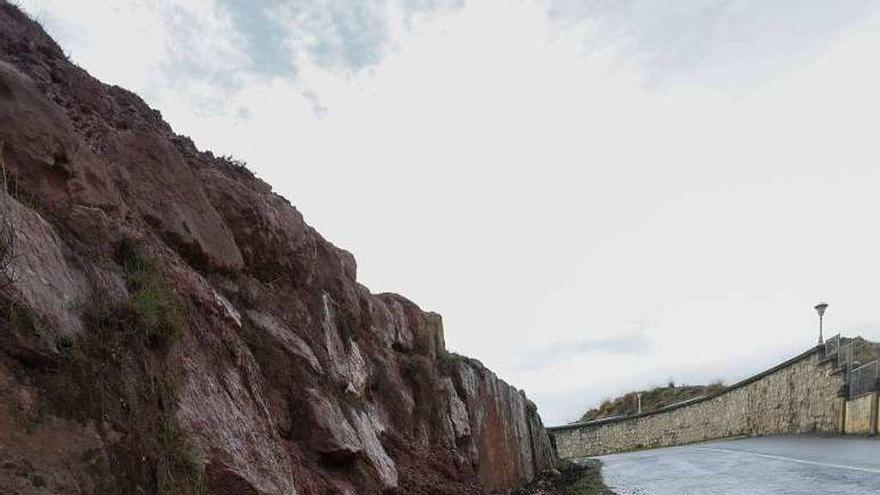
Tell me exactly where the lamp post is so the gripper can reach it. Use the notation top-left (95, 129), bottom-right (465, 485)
top-left (814, 302), bottom-right (828, 345)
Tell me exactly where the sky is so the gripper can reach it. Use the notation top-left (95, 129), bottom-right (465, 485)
top-left (16, 0), bottom-right (880, 425)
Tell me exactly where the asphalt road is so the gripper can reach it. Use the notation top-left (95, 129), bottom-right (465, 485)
top-left (597, 435), bottom-right (880, 495)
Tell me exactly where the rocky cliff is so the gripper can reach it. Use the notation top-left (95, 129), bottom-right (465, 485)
top-left (0, 3), bottom-right (555, 494)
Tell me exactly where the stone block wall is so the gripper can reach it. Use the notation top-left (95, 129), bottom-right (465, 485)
top-left (844, 393), bottom-right (878, 435)
top-left (550, 347), bottom-right (847, 459)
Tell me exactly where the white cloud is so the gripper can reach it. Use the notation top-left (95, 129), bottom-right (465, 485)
top-left (547, 0), bottom-right (879, 90)
top-left (16, 0), bottom-right (880, 425)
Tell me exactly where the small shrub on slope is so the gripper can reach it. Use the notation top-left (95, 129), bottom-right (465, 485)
top-left (116, 238), bottom-right (182, 349)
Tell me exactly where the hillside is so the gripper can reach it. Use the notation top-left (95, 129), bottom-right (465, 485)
top-left (578, 383), bottom-right (726, 423)
top-left (848, 336), bottom-right (880, 365)
top-left (0, 3), bottom-right (555, 494)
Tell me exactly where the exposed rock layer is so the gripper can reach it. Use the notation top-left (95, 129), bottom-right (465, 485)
top-left (0, 3), bottom-right (555, 494)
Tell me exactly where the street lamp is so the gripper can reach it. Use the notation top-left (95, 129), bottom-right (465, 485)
top-left (814, 302), bottom-right (828, 345)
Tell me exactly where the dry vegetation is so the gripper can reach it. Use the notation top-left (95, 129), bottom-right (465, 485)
top-left (115, 237), bottom-right (184, 349)
top-left (1, 236), bottom-right (205, 494)
top-left (0, 142), bottom-right (18, 289)
top-left (0, 203), bottom-right (15, 289)
top-left (848, 336), bottom-right (880, 365)
top-left (579, 382), bottom-right (726, 423)
top-left (514, 460), bottom-right (615, 495)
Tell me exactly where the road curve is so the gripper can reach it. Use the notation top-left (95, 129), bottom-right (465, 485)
top-left (597, 435), bottom-right (880, 495)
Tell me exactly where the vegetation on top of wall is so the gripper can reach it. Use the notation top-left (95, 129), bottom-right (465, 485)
top-left (848, 336), bottom-right (880, 366)
top-left (579, 382), bottom-right (727, 423)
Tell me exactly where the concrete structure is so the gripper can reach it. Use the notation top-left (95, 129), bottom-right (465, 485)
top-left (843, 392), bottom-right (878, 435)
top-left (550, 346), bottom-right (851, 459)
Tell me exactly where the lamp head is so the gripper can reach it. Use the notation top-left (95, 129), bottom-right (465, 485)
top-left (814, 302), bottom-right (828, 317)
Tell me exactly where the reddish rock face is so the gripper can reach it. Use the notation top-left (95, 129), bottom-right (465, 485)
top-left (0, 3), bottom-right (556, 494)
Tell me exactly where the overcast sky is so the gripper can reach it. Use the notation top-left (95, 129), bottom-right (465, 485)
top-left (18, 0), bottom-right (880, 425)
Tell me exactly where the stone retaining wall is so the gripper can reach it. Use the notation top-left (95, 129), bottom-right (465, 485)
top-left (844, 393), bottom-right (878, 435)
top-left (550, 347), bottom-right (846, 459)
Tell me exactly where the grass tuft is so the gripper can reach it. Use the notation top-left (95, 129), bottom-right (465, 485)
top-left (116, 238), bottom-right (182, 348)
top-left (8, 302), bottom-right (37, 335)
top-left (0, 141), bottom-right (19, 289)
top-left (56, 335), bottom-right (79, 362)
top-left (157, 412), bottom-right (208, 495)
top-left (1, 235), bottom-right (203, 492)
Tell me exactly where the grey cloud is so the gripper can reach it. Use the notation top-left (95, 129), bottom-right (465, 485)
top-left (219, 0), bottom-right (298, 77)
top-left (302, 89), bottom-right (329, 119)
top-left (162, 4), bottom-right (245, 85)
top-left (283, 0), bottom-right (390, 73)
top-left (219, 0), bottom-right (465, 78)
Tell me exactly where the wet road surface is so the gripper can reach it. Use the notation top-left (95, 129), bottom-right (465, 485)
top-left (596, 435), bottom-right (880, 495)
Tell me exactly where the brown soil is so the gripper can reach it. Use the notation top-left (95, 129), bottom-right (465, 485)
top-left (514, 460), bottom-right (616, 495)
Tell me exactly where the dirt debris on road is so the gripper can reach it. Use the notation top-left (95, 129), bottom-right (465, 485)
top-left (514, 460), bottom-right (616, 495)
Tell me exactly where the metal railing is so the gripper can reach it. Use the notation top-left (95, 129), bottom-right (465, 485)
top-left (838, 341), bottom-right (853, 374)
top-left (822, 333), bottom-right (879, 399)
top-left (849, 360), bottom-right (880, 399)
top-left (825, 334), bottom-right (840, 358)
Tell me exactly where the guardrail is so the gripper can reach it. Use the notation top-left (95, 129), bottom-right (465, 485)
top-left (829, 333), bottom-right (880, 399)
top-left (849, 360), bottom-right (879, 399)
top-left (838, 340), bottom-right (853, 374)
top-left (825, 334), bottom-right (840, 358)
